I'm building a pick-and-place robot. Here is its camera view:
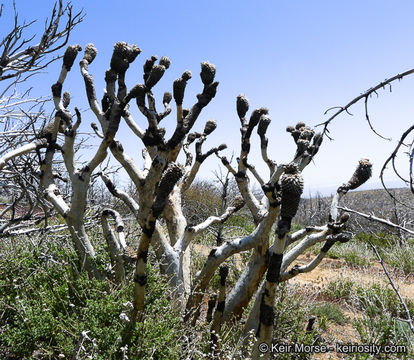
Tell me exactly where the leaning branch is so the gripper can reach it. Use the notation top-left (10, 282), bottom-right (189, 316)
top-left (380, 124), bottom-right (414, 207)
top-left (0, 138), bottom-right (47, 170)
top-left (317, 68), bottom-right (414, 135)
top-left (368, 240), bottom-right (414, 335)
top-left (339, 206), bottom-right (414, 236)
top-left (101, 208), bottom-right (126, 283)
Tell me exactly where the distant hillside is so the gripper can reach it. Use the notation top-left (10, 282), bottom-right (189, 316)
top-left (338, 187), bottom-right (412, 215)
top-left (296, 187), bottom-right (414, 232)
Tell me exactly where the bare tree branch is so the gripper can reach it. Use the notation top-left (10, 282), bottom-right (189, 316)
top-left (368, 239), bottom-right (414, 335)
top-left (317, 67), bottom-right (414, 136)
top-left (0, 1), bottom-right (84, 85)
top-left (339, 206), bottom-right (414, 236)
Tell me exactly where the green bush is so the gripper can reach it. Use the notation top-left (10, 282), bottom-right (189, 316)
top-left (0, 240), bottom-right (182, 359)
top-left (226, 214), bottom-right (255, 234)
top-left (383, 243), bottom-right (414, 275)
top-left (355, 232), bottom-right (398, 249)
top-left (355, 283), bottom-right (414, 318)
top-left (270, 283), bottom-right (317, 359)
top-left (328, 241), bottom-right (372, 267)
top-left (324, 277), bottom-right (355, 301)
top-left (343, 251), bottom-right (371, 267)
top-left (352, 314), bottom-right (412, 359)
top-left (325, 279), bottom-right (414, 318)
top-left (311, 302), bottom-right (347, 326)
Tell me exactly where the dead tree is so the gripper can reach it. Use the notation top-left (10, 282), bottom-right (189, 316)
top-left (0, 0), bottom-right (83, 89)
top-left (79, 44), bottom-right (376, 353)
top-left (0, 0), bottom-right (84, 139)
top-left (3, 36), bottom-right (408, 358)
top-left (1, 41), bottom-right (142, 276)
top-left (0, 1), bottom-right (83, 237)
top-left (318, 69), bottom-right (414, 344)
top-left (97, 57), bottom-right (227, 319)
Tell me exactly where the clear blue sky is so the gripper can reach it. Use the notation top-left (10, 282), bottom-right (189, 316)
top-left (2, 0), bottom-right (414, 195)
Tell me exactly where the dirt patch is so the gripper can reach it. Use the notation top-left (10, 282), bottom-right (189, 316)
top-left (192, 243), bottom-right (414, 300)
top-left (290, 254), bottom-right (414, 300)
top-left (192, 243), bottom-right (413, 359)
top-left (288, 255), bottom-right (414, 359)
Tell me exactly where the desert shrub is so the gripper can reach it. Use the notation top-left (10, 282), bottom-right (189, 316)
top-left (352, 314), bottom-right (412, 359)
top-left (324, 277), bottom-right (355, 301)
top-left (355, 232), bottom-right (398, 249)
top-left (311, 302), bottom-right (347, 326)
top-left (0, 237), bottom-right (183, 360)
top-left (313, 240), bottom-right (373, 267)
top-left (226, 214), bottom-right (256, 235)
top-left (324, 232), bottom-right (414, 274)
top-left (268, 283), bottom-right (317, 359)
top-left (383, 242), bottom-right (414, 275)
top-left (354, 283), bottom-right (414, 318)
top-left (323, 279), bottom-right (414, 359)
top-left (342, 251), bottom-right (371, 267)
top-left (353, 233), bottom-right (414, 274)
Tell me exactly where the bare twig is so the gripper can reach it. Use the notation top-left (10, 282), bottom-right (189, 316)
top-left (317, 68), bottom-right (414, 136)
top-left (339, 206), bottom-right (414, 236)
top-left (368, 239), bottom-right (414, 335)
top-left (380, 124), bottom-right (414, 208)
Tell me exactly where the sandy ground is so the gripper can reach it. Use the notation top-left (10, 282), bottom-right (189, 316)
top-left (193, 243), bottom-right (414, 359)
top-left (290, 255), bottom-right (413, 359)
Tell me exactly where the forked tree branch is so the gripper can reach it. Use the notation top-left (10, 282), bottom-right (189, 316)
top-left (316, 67), bottom-right (414, 137)
top-left (0, 1), bottom-right (84, 84)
